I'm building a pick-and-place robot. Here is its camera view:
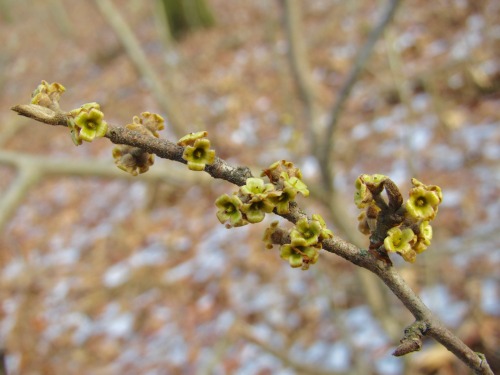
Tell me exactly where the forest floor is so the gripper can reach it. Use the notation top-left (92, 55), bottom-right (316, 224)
top-left (0, 0), bottom-right (499, 374)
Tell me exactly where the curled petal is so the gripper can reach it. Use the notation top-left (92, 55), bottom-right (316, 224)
top-left (177, 131), bottom-right (208, 146)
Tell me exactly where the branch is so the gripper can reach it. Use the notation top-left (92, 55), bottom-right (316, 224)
top-left (281, 0), bottom-right (402, 343)
top-left (94, 0), bottom-right (185, 137)
top-left (10, 104), bottom-right (494, 375)
top-left (233, 320), bottom-right (341, 375)
top-left (281, 0), bottom-right (320, 153)
top-left (319, 0), bottom-right (402, 189)
top-left (0, 149), bottom-right (200, 232)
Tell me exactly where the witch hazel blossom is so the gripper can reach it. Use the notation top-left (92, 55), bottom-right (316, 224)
top-left (354, 174), bottom-right (442, 263)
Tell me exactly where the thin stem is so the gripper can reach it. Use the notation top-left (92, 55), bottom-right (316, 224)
top-left (94, 0), bottom-right (185, 137)
top-left (281, 0), bottom-right (320, 154)
top-left (0, 149), bottom-right (197, 232)
top-left (319, 0), bottom-right (402, 190)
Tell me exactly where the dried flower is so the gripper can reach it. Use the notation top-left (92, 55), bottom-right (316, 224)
top-left (127, 112), bottom-right (165, 138)
top-left (261, 160), bottom-right (303, 185)
top-left (262, 221), bottom-right (280, 249)
top-left (112, 145), bottom-right (154, 176)
top-left (31, 80), bottom-right (66, 111)
top-left (177, 131), bottom-right (208, 146)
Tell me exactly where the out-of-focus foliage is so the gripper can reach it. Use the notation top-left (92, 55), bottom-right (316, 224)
top-left (0, 0), bottom-right (499, 374)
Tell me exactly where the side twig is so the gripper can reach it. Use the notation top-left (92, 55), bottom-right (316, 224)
top-left (0, 149), bottom-right (199, 232)
top-left (281, 0), bottom-right (320, 153)
top-left (319, 0), bottom-right (402, 190)
top-left (281, 0), bottom-right (402, 343)
top-left (94, 0), bottom-right (185, 137)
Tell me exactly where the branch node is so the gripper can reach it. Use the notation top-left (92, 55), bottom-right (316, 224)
top-left (393, 320), bottom-right (428, 357)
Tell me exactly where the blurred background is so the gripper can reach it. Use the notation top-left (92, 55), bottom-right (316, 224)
top-left (0, 0), bottom-right (499, 374)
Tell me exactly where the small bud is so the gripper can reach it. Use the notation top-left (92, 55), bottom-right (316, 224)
top-left (262, 221), bottom-right (280, 249)
top-left (177, 131), bottom-right (208, 146)
top-left (127, 112), bottom-right (165, 138)
top-left (31, 80), bottom-right (66, 111)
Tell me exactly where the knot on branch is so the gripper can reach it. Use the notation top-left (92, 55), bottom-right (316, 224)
top-left (393, 321), bottom-right (428, 357)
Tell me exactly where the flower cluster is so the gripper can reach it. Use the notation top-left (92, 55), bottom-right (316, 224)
top-left (112, 112), bottom-right (164, 175)
top-left (215, 160), bottom-right (309, 228)
top-left (216, 160), bottom-right (330, 270)
top-left (279, 215), bottom-right (333, 270)
top-left (67, 102), bottom-right (108, 146)
top-left (177, 131), bottom-right (215, 171)
top-left (355, 175), bottom-right (442, 263)
top-left (31, 80), bottom-right (66, 111)
top-left (215, 177), bottom-right (278, 227)
top-left (261, 160), bottom-right (309, 199)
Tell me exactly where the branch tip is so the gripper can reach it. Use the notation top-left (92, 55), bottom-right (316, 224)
top-left (393, 321), bottom-right (427, 356)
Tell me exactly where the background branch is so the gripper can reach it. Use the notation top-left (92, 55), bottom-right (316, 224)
top-left (94, 0), bottom-right (185, 137)
top-left (281, 0), bottom-right (320, 153)
top-left (319, 0), bottom-right (402, 190)
top-left (281, 0), bottom-right (403, 344)
top-left (0, 149), bottom-right (201, 232)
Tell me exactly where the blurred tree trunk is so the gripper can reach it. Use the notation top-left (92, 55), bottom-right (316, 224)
top-left (159, 0), bottom-right (215, 40)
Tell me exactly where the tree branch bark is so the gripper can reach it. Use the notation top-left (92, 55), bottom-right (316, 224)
top-left (10, 104), bottom-right (494, 375)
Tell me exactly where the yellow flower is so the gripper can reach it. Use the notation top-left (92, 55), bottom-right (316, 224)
top-left (215, 194), bottom-right (245, 227)
top-left (280, 244), bottom-right (319, 270)
top-left (68, 103), bottom-right (107, 145)
top-left (354, 175), bottom-right (371, 208)
top-left (414, 221), bottom-right (433, 254)
top-left (406, 186), bottom-right (441, 220)
top-left (384, 227), bottom-right (416, 262)
top-left (182, 138), bottom-right (216, 171)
